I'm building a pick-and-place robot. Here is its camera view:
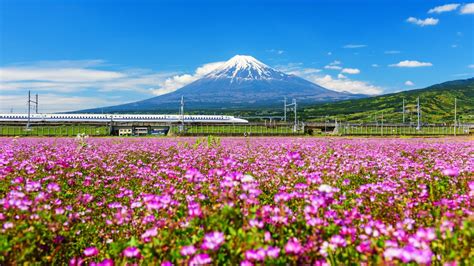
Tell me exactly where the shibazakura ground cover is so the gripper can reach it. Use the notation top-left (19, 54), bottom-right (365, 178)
top-left (0, 137), bottom-right (472, 265)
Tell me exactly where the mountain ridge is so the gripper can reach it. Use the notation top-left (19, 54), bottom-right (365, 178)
top-left (80, 55), bottom-right (365, 113)
top-left (301, 77), bottom-right (474, 123)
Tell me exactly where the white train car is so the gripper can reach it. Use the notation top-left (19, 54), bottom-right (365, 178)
top-left (0, 113), bottom-right (248, 124)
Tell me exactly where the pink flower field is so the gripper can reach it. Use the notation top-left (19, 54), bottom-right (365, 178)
top-left (0, 137), bottom-right (472, 265)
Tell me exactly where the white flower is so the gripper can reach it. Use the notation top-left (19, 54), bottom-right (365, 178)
top-left (318, 184), bottom-right (334, 193)
top-left (241, 174), bottom-right (255, 183)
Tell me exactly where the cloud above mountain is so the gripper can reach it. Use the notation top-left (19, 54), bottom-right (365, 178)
top-left (460, 3), bottom-right (474, 14)
top-left (341, 68), bottom-right (360, 74)
top-left (406, 17), bottom-right (439, 26)
top-left (310, 75), bottom-right (382, 95)
top-left (389, 60), bottom-right (433, 67)
top-left (343, 44), bottom-right (367, 49)
top-left (428, 4), bottom-right (460, 14)
top-left (152, 61), bottom-right (225, 95)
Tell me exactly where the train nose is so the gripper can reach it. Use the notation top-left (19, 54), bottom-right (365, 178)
top-left (234, 118), bottom-right (249, 123)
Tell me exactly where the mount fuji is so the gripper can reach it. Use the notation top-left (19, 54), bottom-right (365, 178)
top-left (83, 55), bottom-right (366, 112)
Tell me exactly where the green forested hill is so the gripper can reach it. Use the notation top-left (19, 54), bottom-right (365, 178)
top-left (302, 78), bottom-right (474, 123)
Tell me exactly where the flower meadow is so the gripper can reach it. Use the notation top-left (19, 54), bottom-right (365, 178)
top-left (0, 136), bottom-right (473, 265)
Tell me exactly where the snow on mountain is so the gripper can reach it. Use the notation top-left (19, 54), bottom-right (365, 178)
top-left (206, 55), bottom-right (285, 81)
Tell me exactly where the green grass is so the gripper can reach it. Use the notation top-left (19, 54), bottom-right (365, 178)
top-left (338, 125), bottom-right (470, 136)
top-left (170, 124), bottom-right (303, 135)
top-left (0, 126), bottom-right (110, 136)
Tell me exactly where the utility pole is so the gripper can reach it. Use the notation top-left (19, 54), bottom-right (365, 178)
top-left (381, 112), bottom-right (384, 136)
top-left (26, 90), bottom-right (38, 129)
top-left (293, 98), bottom-right (297, 132)
top-left (27, 91), bottom-right (31, 129)
top-left (402, 98), bottom-right (405, 124)
top-left (283, 98), bottom-right (297, 131)
top-left (283, 97), bottom-right (287, 122)
top-left (454, 98), bottom-right (457, 136)
top-left (416, 97), bottom-right (421, 130)
top-left (180, 96), bottom-right (185, 132)
top-left (35, 93), bottom-right (38, 113)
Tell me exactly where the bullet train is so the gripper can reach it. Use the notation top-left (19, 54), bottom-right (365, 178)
top-left (0, 113), bottom-right (248, 123)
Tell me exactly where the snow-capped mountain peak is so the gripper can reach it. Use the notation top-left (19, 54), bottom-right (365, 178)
top-left (206, 55), bottom-right (285, 81)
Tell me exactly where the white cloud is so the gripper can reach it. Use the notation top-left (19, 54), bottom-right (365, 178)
top-left (151, 61), bottom-right (225, 95)
top-left (406, 17), bottom-right (439, 26)
top-left (384, 50), bottom-right (401, 54)
top-left (404, 80), bottom-right (415, 86)
top-left (341, 68), bottom-right (360, 74)
top-left (389, 60), bottom-right (433, 67)
top-left (327, 52), bottom-right (332, 56)
top-left (0, 94), bottom-right (123, 113)
top-left (267, 49), bottom-right (285, 55)
top-left (468, 64), bottom-right (474, 68)
top-left (310, 75), bottom-right (382, 95)
top-left (428, 4), bottom-right (460, 13)
top-left (460, 3), bottom-right (474, 14)
top-left (371, 64), bottom-right (379, 68)
top-left (195, 61), bottom-right (225, 76)
top-left (343, 44), bottom-right (367, 49)
top-left (275, 62), bottom-right (382, 95)
top-left (0, 59), bottom-right (227, 98)
top-left (324, 65), bottom-right (342, 70)
top-left (152, 74), bottom-right (195, 96)
top-left (275, 63), bottom-right (321, 76)
top-left (324, 60), bottom-right (342, 70)
top-left (0, 67), bottom-right (125, 82)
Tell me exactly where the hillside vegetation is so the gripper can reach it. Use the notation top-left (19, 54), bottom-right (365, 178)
top-left (302, 78), bottom-right (474, 123)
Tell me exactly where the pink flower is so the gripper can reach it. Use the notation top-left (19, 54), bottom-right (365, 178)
top-left (123, 246), bottom-right (141, 258)
top-left (286, 151), bottom-right (301, 161)
top-left (180, 245), bottom-right (196, 256)
top-left (189, 253), bottom-right (212, 265)
top-left (266, 246), bottom-right (280, 258)
top-left (188, 201), bottom-right (202, 218)
top-left (202, 231), bottom-right (225, 250)
top-left (83, 246), bottom-right (99, 257)
top-left (3, 222), bottom-right (14, 229)
top-left (442, 168), bottom-right (459, 177)
top-left (330, 235), bottom-right (346, 247)
top-left (69, 257), bottom-right (84, 266)
top-left (97, 259), bottom-right (114, 266)
top-left (285, 237), bottom-right (303, 255)
top-left (141, 227), bottom-right (158, 240)
top-left (185, 168), bottom-right (204, 182)
top-left (356, 241), bottom-right (372, 253)
top-left (245, 248), bottom-right (266, 261)
top-left (47, 182), bottom-right (61, 192)
top-left (240, 260), bottom-right (253, 266)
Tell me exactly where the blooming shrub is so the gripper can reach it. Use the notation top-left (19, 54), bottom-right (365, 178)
top-left (0, 137), bottom-right (472, 265)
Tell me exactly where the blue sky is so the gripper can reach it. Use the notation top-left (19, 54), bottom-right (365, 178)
top-left (0, 0), bottom-right (473, 112)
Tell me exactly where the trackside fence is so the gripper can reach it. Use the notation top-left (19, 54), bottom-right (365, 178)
top-left (170, 123), bottom-right (304, 136)
top-left (338, 124), bottom-right (470, 136)
top-left (0, 126), bottom-right (110, 137)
